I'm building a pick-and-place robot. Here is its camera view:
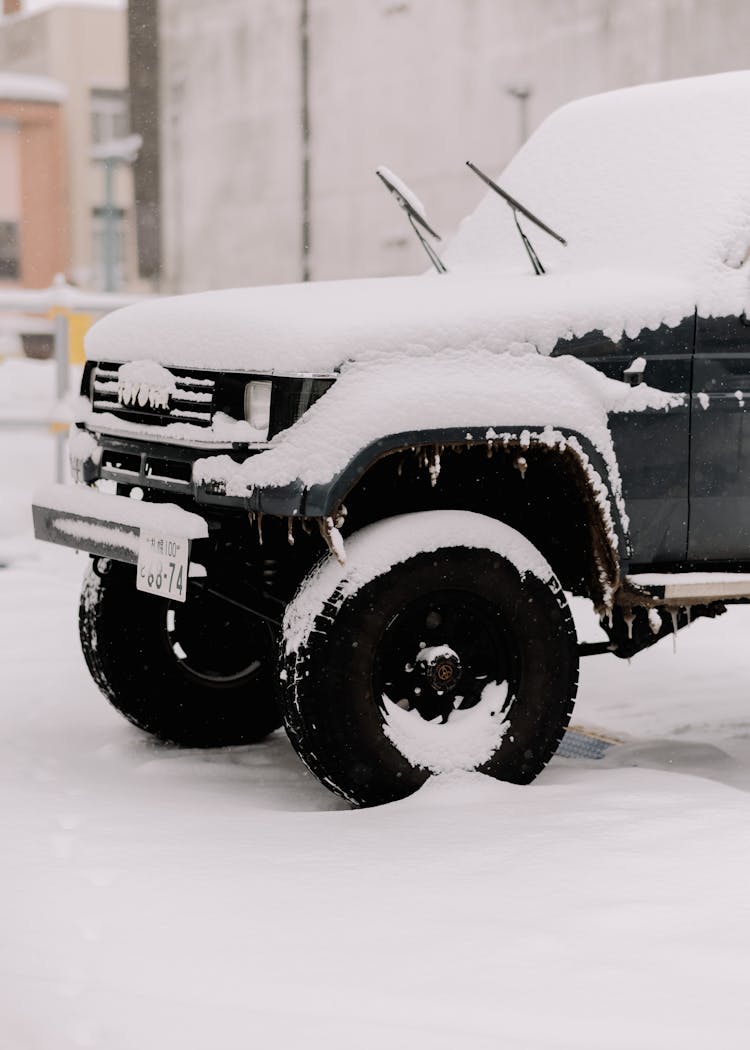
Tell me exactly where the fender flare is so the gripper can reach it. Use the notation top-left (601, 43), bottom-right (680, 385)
top-left (200, 424), bottom-right (630, 603)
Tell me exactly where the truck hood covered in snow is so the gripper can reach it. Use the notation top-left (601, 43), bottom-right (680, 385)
top-left (87, 71), bottom-right (750, 374)
top-left (87, 269), bottom-right (700, 375)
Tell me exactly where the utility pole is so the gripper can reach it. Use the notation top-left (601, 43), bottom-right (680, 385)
top-left (300, 0), bottom-right (311, 282)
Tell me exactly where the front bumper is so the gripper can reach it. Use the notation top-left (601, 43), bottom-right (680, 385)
top-left (71, 427), bottom-right (251, 502)
top-left (71, 426), bottom-right (309, 517)
top-left (32, 483), bottom-right (208, 565)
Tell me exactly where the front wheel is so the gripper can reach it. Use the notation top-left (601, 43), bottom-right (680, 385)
top-left (280, 511), bottom-right (579, 807)
top-left (79, 561), bottom-right (282, 747)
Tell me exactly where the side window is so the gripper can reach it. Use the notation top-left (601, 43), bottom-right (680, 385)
top-left (694, 316), bottom-right (750, 401)
top-left (552, 317), bottom-right (694, 392)
top-left (551, 329), bottom-right (628, 382)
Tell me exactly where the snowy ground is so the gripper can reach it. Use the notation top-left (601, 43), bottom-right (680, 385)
top-left (2, 360), bottom-right (749, 1049)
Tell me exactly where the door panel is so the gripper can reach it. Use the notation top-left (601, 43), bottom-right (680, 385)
top-left (554, 317), bottom-right (693, 565)
top-left (688, 315), bottom-right (750, 561)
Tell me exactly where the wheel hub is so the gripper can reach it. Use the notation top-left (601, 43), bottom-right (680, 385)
top-left (416, 644), bottom-right (462, 692)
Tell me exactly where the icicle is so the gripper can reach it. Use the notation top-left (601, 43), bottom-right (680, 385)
top-left (257, 512), bottom-right (264, 546)
top-left (319, 516), bottom-right (346, 565)
top-left (623, 609), bottom-right (635, 640)
top-left (647, 607), bottom-right (662, 635)
top-left (428, 449), bottom-right (441, 487)
top-left (669, 607), bottom-right (679, 653)
top-left (514, 456), bottom-right (528, 479)
top-left (287, 517), bottom-right (295, 546)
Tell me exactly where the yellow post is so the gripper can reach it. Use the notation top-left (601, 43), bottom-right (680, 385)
top-left (68, 312), bottom-right (92, 365)
top-left (47, 308), bottom-right (93, 365)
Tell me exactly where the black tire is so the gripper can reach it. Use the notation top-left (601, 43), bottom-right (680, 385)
top-left (281, 511), bottom-right (578, 807)
top-left (80, 561), bottom-right (282, 747)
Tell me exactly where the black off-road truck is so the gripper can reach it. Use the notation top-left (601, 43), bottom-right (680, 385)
top-left (33, 73), bottom-right (750, 805)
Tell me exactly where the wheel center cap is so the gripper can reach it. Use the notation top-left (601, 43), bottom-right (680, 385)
top-left (416, 645), bottom-right (462, 692)
top-left (436, 661), bottom-right (456, 683)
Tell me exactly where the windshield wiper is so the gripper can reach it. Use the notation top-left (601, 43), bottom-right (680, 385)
top-left (466, 160), bottom-right (567, 275)
top-left (376, 166), bottom-right (447, 274)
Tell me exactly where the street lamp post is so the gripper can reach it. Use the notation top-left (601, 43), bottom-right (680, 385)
top-left (506, 85), bottom-right (532, 148)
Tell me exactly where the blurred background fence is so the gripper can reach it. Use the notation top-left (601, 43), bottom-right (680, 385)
top-left (0, 275), bottom-right (143, 481)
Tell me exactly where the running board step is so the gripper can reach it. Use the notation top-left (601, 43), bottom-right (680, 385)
top-left (623, 572), bottom-right (750, 605)
top-left (556, 724), bottom-right (622, 760)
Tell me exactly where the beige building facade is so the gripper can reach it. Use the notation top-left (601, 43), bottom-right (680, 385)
top-left (0, 0), bottom-right (137, 290)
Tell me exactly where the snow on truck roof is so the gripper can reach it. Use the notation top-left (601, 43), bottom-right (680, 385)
top-left (447, 70), bottom-right (750, 290)
top-left (88, 72), bottom-right (750, 372)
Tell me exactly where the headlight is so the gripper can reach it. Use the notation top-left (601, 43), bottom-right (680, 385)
top-left (244, 380), bottom-right (273, 433)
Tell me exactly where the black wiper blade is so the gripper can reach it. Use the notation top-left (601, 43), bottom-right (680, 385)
top-left (466, 161), bottom-right (567, 244)
top-left (376, 166), bottom-right (447, 274)
top-left (466, 160), bottom-right (567, 275)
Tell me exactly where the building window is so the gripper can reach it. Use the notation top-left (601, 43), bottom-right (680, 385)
top-left (91, 207), bottom-right (126, 290)
top-left (0, 220), bottom-right (20, 280)
top-left (90, 88), bottom-right (129, 145)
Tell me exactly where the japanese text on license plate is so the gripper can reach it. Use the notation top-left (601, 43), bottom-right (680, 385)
top-left (137, 529), bottom-right (189, 602)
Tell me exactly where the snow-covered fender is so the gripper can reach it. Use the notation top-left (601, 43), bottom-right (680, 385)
top-left (196, 420), bottom-right (627, 609)
top-left (193, 352), bottom-right (682, 596)
top-left (313, 424), bottom-right (627, 605)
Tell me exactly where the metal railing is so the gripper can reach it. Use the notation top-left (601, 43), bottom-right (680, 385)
top-left (0, 275), bottom-right (147, 481)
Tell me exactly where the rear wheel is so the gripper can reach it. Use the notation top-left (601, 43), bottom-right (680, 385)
top-left (79, 561), bottom-right (282, 747)
top-left (281, 511), bottom-right (579, 806)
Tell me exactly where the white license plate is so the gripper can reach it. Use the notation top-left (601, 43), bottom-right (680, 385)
top-left (136, 529), bottom-right (190, 602)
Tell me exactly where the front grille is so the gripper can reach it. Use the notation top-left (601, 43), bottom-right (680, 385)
top-left (90, 362), bottom-right (216, 428)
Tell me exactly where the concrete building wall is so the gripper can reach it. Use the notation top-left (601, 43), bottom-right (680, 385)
top-left (160, 0), bottom-right (303, 292)
top-left (159, 0), bottom-right (750, 292)
top-left (0, 3), bottom-right (136, 289)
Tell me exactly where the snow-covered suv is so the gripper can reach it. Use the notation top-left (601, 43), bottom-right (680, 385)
top-left (33, 72), bottom-right (750, 805)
